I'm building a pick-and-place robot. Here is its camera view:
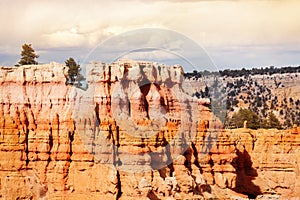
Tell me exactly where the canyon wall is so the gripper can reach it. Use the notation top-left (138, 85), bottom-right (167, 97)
top-left (0, 61), bottom-right (299, 199)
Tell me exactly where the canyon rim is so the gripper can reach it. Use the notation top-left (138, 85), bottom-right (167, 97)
top-left (0, 61), bottom-right (299, 199)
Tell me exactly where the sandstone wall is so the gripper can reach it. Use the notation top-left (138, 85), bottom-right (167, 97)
top-left (0, 62), bottom-right (299, 199)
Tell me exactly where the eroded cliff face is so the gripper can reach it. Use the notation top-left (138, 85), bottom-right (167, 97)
top-left (0, 61), bottom-right (299, 199)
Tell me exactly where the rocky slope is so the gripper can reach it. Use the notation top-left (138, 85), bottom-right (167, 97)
top-left (0, 61), bottom-right (299, 199)
top-left (186, 70), bottom-right (300, 129)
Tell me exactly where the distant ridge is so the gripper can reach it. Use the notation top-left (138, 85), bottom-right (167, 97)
top-left (184, 65), bottom-right (300, 78)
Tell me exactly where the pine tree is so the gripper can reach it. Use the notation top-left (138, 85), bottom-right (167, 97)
top-left (18, 44), bottom-right (39, 65)
top-left (65, 57), bottom-right (85, 86)
top-left (228, 109), bottom-right (260, 129)
top-left (268, 112), bottom-right (282, 129)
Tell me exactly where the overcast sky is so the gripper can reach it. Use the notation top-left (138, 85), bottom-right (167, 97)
top-left (1, 0), bottom-right (300, 70)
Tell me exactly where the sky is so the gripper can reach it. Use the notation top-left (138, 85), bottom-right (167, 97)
top-left (1, 0), bottom-right (300, 71)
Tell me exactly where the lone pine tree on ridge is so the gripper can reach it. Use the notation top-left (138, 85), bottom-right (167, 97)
top-left (18, 43), bottom-right (39, 65)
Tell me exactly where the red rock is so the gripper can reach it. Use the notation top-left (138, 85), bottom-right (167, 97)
top-left (0, 61), bottom-right (299, 199)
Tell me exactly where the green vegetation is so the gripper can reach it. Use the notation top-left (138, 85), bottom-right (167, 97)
top-left (268, 112), bottom-right (282, 129)
top-left (18, 44), bottom-right (39, 65)
top-left (226, 109), bottom-right (282, 129)
top-left (227, 109), bottom-right (260, 129)
top-left (184, 66), bottom-right (300, 79)
top-left (187, 67), bottom-right (300, 129)
top-left (219, 66), bottom-right (300, 77)
top-left (65, 57), bottom-right (85, 86)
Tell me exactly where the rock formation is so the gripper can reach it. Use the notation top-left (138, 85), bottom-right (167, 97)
top-left (0, 61), bottom-right (299, 199)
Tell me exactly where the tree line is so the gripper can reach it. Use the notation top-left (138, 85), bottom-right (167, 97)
top-left (219, 66), bottom-right (300, 77)
top-left (184, 66), bottom-right (300, 79)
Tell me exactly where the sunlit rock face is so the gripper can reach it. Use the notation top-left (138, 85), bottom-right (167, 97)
top-left (0, 61), bottom-right (299, 199)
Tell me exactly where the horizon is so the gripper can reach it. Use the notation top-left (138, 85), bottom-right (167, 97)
top-left (2, 59), bottom-right (300, 74)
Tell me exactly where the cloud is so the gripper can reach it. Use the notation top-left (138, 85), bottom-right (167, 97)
top-left (0, 0), bottom-right (300, 68)
top-left (42, 28), bottom-right (85, 47)
top-left (121, 50), bottom-right (178, 61)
